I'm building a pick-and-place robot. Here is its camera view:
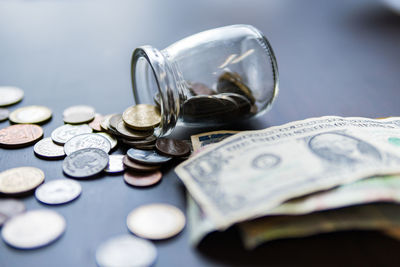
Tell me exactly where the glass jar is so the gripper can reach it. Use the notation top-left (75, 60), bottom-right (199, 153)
top-left (131, 24), bottom-right (279, 136)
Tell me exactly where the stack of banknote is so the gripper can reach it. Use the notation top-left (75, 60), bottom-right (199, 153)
top-left (175, 116), bottom-right (400, 249)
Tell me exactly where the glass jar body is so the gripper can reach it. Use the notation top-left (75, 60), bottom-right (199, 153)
top-left (131, 25), bottom-right (279, 136)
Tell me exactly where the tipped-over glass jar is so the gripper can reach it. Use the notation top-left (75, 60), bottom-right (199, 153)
top-left (131, 24), bottom-right (279, 136)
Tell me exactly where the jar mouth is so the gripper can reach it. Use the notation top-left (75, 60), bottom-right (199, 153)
top-left (131, 46), bottom-right (179, 136)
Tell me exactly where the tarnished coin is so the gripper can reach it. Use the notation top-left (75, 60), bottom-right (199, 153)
top-left (189, 82), bottom-right (216, 96)
top-left (127, 148), bottom-right (171, 165)
top-left (95, 235), bottom-right (157, 267)
top-left (0, 167), bottom-right (45, 195)
top-left (116, 119), bottom-right (154, 140)
top-left (122, 104), bottom-right (161, 130)
top-left (0, 108), bottom-right (9, 122)
top-left (64, 133), bottom-right (111, 156)
top-left (104, 155), bottom-right (125, 174)
top-left (127, 204), bottom-right (185, 240)
top-left (0, 86), bottom-right (24, 107)
top-left (217, 93), bottom-right (252, 115)
top-left (97, 132), bottom-right (118, 150)
top-left (9, 105), bottom-right (52, 124)
top-left (124, 170), bottom-right (162, 187)
top-left (35, 179), bottom-right (81, 205)
top-left (217, 71), bottom-right (255, 104)
top-left (0, 199), bottom-right (25, 226)
top-left (63, 105), bottom-right (95, 124)
top-left (1, 209), bottom-right (66, 249)
top-left (51, 124), bottom-right (93, 145)
top-left (0, 124), bottom-right (43, 148)
top-left (34, 137), bottom-right (65, 159)
top-left (156, 138), bottom-right (191, 157)
top-left (123, 156), bottom-right (161, 172)
top-left (88, 114), bottom-right (103, 132)
top-left (63, 148), bottom-right (109, 178)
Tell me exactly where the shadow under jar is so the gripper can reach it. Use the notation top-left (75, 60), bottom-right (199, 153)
top-left (131, 24), bottom-right (279, 136)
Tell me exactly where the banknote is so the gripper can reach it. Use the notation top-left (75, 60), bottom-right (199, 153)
top-left (239, 203), bottom-right (400, 249)
top-left (176, 116), bottom-right (400, 230)
top-left (190, 130), bottom-right (239, 152)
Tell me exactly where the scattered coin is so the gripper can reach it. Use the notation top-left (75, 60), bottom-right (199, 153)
top-left (9, 105), bottom-right (52, 124)
top-left (122, 135), bottom-right (157, 146)
top-left (0, 167), bottom-right (45, 195)
top-left (0, 86), bottom-right (24, 107)
top-left (0, 108), bottom-right (9, 122)
top-left (64, 133), bottom-right (111, 156)
top-left (127, 204), bottom-right (185, 240)
top-left (0, 124), bottom-right (43, 148)
top-left (96, 132), bottom-right (118, 150)
top-left (51, 124), bottom-right (93, 145)
top-left (116, 119), bottom-right (154, 140)
top-left (63, 148), bottom-right (109, 178)
top-left (108, 114), bottom-right (122, 131)
top-left (35, 179), bottom-right (81, 205)
top-left (123, 155), bottom-right (161, 172)
top-left (127, 148), bottom-right (171, 165)
top-left (156, 138), bottom-right (191, 157)
top-left (104, 155), bottom-right (125, 174)
top-left (124, 170), bottom-right (162, 187)
top-left (88, 113), bottom-right (103, 132)
top-left (63, 105), bottom-right (95, 124)
top-left (189, 82), bottom-right (216, 96)
top-left (100, 114), bottom-right (114, 132)
top-left (95, 235), bottom-right (157, 267)
top-left (1, 209), bottom-right (66, 249)
top-left (34, 137), bottom-right (65, 159)
top-left (122, 104), bottom-right (161, 130)
top-left (0, 199), bottom-right (25, 226)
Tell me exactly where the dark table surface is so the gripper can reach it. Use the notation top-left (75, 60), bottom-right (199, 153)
top-left (2, 0), bottom-right (400, 266)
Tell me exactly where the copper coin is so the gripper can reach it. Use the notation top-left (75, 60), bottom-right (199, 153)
top-left (124, 170), bottom-right (162, 187)
top-left (189, 82), bottom-right (216, 96)
top-left (122, 155), bottom-right (161, 172)
top-left (156, 138), bottom-right (191, 157)
top-left (0, 124), bottom-right (43, 148)
top-left (88, 114), bottom-right (103, 132)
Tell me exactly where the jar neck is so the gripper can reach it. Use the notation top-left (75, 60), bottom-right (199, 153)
top-left (131, 46), bottom-right (187, 136)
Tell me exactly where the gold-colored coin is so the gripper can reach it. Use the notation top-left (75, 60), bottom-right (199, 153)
top-left (122, 104), bottom-right (161, 131)
top-left (9, 105), bottom-right (52, 124)
top-left (0, 167), bottom-right (45, 195)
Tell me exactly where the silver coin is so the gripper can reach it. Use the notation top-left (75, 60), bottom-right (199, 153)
top-left (1, 209), bottom-right (66, 249)
top-left (35, 179), bottom-right (81, 205)
top-left (51, 124), bottom-right (93, 145)
top-left (63, 148), bottom-right (109, 178)
top-left (63, 105), bottom-right (95, 124)
top-left (0, 86), bottom-right (24, 107)
top-left (64, 133), bottom-right (111, 156)
top-left (95, 235), bottom-right (157, 267)
top-left (0, 108), bottom-right (9, 122)
top-left (104, 155), bottom-right (125, 174)
top-left (96, 132), bottom-right (118, 150)
top-left (0, 199), bottom-right (25, 226)
top-left (127, 148), bottom-right (171, 165)
top-left (34, 137), bottom-right (65, 159)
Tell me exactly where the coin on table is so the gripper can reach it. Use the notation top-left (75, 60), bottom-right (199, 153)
top-left (116, 119), bottom-right (154, 140)
top-left (35, 179), bottom-right (81, 205)
top-left (109, 114), bottom-right (122, 131)
top-left (122, 135), bottom-right (157, 146)
top-left (0, 167), bottom-right (45, 195)
top-left (97, 132), bottom-right (118, 150)
top-left (122, 104), bottom-right (161, 130)
top-left (189, 82), bottom-right (216, 96)
top-left (0, 199), bottom-right (25, 227)
top-left (0, 86), bottom-right (24, 107)
top-left (9, 105), bottom-right (52, 124)
top-left (156, 138), bottom-right (191, 157)
top-left (104, 155), bottom-right (125, 174)
top-left (63, 148), bottom-right (109, 178)
top-left (51, 124), bottom-right (93, 145)
top-left (127, 148), bottom-right (171, 165)
top-left (127, 204), bottom-right (185, 240)
top-left (0, 108), bottom-right (9, 122)
top-left (0, 124), bottom-right (43, 148)
top-left (95, 235), bottom-right (157, 267)
top-left (1, 209), bottom-right (66, 249)
top-left (124, 170), bottom-right (162, 187)
top-left (34, 137), bottom-right (65, 159)
top-left (63, 105), bottom-right (95, 124)
top-left (64, 133), bottom-right (111, 156)
top-left (100, 114), bottom-right (114, 132)
top-left (123, 155), bottom-right (161, 172)
top-left (88, 113), bottom-right (103, 132)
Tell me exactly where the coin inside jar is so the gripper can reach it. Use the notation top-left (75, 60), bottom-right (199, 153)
top-left (217, 71), bottom-right (255, 104)
top-left (122, 104), bottom-right (161, 131)
top-left (9, 105), bottom-right (52, 124)
top-left (63, 105), bottom-right (95, 124)
top-left (124, 170), bottom-right (162, 187)
top-left (0, 167), bottom-right (45, 195)
top-left (0, 86), bottom-right (24, 107)
top-left (0, 124), bottom-right (43, 148)
top-left (189, 82), bottom-right (216, 96)
top-left (34, 137), bottom-right (65, 159)
top-left (156, 138), bottom-right (191, 157)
